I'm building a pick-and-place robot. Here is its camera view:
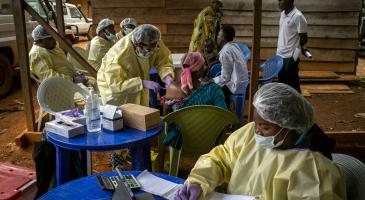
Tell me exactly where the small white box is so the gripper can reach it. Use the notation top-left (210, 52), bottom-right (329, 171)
top-left (102, 105), bottom-right (123, 131)
top-left (56, 109), bottom-right (86, 125)
top-left (45, 120), bottom-right (84, 138)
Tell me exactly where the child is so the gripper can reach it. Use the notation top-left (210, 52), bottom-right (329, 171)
top-left (203, 38), bottom-right (219, 71)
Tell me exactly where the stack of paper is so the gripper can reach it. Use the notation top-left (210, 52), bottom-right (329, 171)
top-left (136, 170), bottom-right (258, 200)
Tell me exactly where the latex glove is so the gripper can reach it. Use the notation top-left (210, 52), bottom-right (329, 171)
top-left (143, 80), bottom-right (160, 93)
top-left (174, 184), bottom-right (201, 200)
top-left (165, 75), bottom-right (173, 88)
top-left (73, 74), bottom-right (88, 85)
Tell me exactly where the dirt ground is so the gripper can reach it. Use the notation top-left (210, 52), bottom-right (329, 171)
top-left (0, 56), bottom-right (364, 173)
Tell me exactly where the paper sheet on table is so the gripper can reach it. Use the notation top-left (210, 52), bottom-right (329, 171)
top-left (136, 170), bottom-right (258, 200)
top-left (136, 170), bottom-right (180, 200)
top-left (206, 191), bottom-right (258, 200)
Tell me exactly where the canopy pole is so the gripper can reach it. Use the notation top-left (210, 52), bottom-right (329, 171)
top-left (55, 0), bottom-right (65, 37)
top-left (13, 0), bottom-right (35, 131)
top-left (248, 0), bottom-right (262, 122)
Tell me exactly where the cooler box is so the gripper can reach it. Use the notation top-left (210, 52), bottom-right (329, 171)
top-left (0, 163), bottom-right (37, 200)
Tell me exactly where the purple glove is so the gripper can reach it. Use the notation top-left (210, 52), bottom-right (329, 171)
top-left (165, 75), bottom-right (173, 88)
top-left (73, 74), bottom-right (88, 84)
top-left (174, 184), bottom-right (201, 200)
top-left (143, 80), bottom-right (160, 93)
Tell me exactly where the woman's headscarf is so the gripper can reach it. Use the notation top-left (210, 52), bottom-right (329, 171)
top-left (180, 52), bottom-right (205, 94)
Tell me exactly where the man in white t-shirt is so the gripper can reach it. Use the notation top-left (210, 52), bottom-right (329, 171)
top-left (213, 25), bottom-right (249, 106)
top-left (277, 0), bottom-right (308, 93)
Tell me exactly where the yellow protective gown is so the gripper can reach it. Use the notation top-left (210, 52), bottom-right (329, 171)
top-left (97, 34), bottom-right (175, 106)
top-left (88, 36), bottom-right (114, 71)
top-left (29, 44), bottom-right (77, 81)
top-left (116, 31), bottom-right (124, 41)
top-left (187, 122), bottom-right (346, 200)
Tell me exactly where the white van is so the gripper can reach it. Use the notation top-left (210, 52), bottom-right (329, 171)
top-left (52, 2), bottom-right (93, 39)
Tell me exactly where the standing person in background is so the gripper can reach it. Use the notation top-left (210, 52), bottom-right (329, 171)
top-left (116, 18), bottom-right (137, 41)
top-left (189, 0), bottom-right (223, 53)
top-left (88, 18), bottom-right (116, 71)
top-left (277, 0), bottom-right (308, 93)
top-left (97, 24), bottom-right (175, 107)
top-left (213, 25), bottom-right (249, 106)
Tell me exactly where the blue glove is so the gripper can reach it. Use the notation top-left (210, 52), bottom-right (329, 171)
top-left (174, 184), bottom-right (201, 200)
top-left (143, 80), bottom-right (160, 93)
top-left (165, 75), bottom-right (173, 88)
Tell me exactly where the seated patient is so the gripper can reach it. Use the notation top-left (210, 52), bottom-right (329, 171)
top-left (162, 52), bottom-right (227, 149)
top-left (175, 83), bottom-right (346, 200)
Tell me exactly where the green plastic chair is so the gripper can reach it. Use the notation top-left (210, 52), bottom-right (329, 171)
top-left (157, 105), bottom-right (239, 176)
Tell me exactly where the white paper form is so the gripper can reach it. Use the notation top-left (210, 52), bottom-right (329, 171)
top-left (136, 170), bottom-right (181, 200)
top-left (136, 170), bottom-right (258, 200)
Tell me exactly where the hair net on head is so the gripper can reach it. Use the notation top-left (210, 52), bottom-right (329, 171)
top-left (211, 0), bottom-right (222, 3)
top-left (253, 83), bottom-right (315, 134)
top-left (180, 52), bottom-right (205, 94)
top-left (96, 18), bottom-right (115, 35)
top-left (32, 25), bottom-right (52, 41)
top-left (120, 18), bottom-right (137, 27)
top-left (131, 24), bottom-right (161, 45)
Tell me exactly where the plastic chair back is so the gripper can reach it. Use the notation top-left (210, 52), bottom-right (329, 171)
top-left (259, 55), bottom-right (283, 84)
top-left (37, 77), bottom-right (87, 115)
top-left (158, 105), bottom-right (239, 176)
top-left (208, 63), bottom-right (222, 78)
top-left (237, 42), bottom-right (251, 61)
top-left (332, 154), bottom-right (365, 200)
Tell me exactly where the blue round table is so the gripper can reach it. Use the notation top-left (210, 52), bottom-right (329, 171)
top-left (39, 171), bottom-right (184, 200)
top-left (47, 122), bottom-right (162, 185)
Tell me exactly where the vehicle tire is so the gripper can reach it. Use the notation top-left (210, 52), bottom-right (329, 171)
top-left (0, 53), bottom-right (13, 98)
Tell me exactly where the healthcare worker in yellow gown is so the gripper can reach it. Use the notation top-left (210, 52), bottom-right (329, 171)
top-left (29, 25), bottom-right (87, 84)
top-left (116, 17), bottom-right (137, 41)
top-left (88, 18), bottom-right (116, 71)
top-left (97, 24), bottom-right (174, 106)
top-left (175, 83), bottom-right (346, 200)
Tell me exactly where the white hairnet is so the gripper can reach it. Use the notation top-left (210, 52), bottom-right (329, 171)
top-left (32, 25), bottom-right (52, 41)
top-left (253, 83), bottom-right (315, 134)
top-left (96, 18), bottom-right (115, 35)
top-left (131, 24), bottom-right (161, 45)
top-left (120, 18), bottom-right (137, 27)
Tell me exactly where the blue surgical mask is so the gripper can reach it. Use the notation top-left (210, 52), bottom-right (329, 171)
top-left (136, 49), bottom-right (153, 59)
top-left (123, 27), bottom-right (134, 35)
top-left (106, 33), bottom-right (116, 42)
top-left (254, 127), bottom-right (289, 149)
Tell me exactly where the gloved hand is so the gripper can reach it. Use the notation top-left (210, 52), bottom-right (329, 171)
top-left (73, 74), bottom-right (88, 85)
top-left (142, 80), bottom-right (160, 93)
top-left (165, 75), bottom-right (173, 88)
top-left (174, 184), bottom-right (201, 200)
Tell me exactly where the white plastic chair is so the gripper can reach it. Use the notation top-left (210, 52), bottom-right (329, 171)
top-left (332, 153), bottom-right (365, 200)
top-left (36, 77), bottom-right (88, 131)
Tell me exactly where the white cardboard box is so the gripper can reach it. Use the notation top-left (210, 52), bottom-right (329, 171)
top-left (102, 105), bottom-right (123, 131)
top-left (45, 119), bottom-right (84, 138)
top-left (56, 109), bottom-right (86, 125)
